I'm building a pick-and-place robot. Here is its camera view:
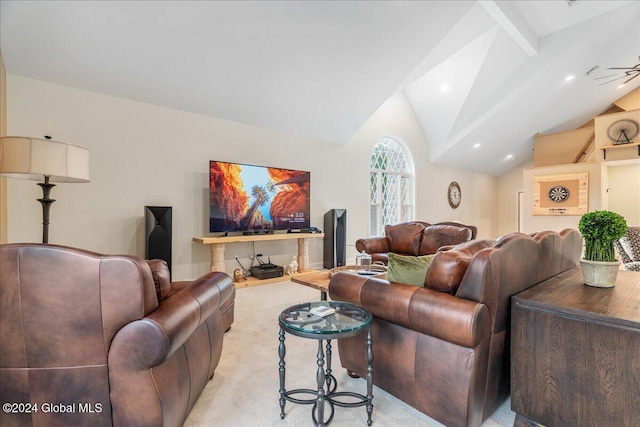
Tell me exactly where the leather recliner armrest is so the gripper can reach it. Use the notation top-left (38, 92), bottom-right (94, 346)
top-left (329, 273), bottom-right (489, 348)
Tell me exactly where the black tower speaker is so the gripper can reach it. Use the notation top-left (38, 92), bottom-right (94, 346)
top-left (324, 209), bottom-right (346, 269)
top-left (145, 206), bottom-right (172, 276)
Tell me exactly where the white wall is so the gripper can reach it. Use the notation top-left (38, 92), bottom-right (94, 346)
top-left (497, 159), bottom-right (532, 237)
top-left (605, 161), bottom-right (640, 226)
top-left (6, 75), bottom-right (500, 279)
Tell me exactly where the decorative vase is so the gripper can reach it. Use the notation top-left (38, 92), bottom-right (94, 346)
top-left (579, 259), bottom-right (620, 288)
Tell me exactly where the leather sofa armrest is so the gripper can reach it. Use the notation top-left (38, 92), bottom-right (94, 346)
top-left (329, 273), bottom-right (489, 348)
top-left (108, 272), bottom-right (234, 427)
top-left (168, 272), bottom-right (234, 300)
top-left (355, 237), bottom-right (389, 254)
top-left (408, 286), bottom-right (489, 348)
top-left (110, 272), bottom-right (234, 368)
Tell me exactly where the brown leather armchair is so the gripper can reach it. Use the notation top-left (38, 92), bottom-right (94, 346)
top-left (355, 221), bottom-right (477, 264)
top-left (330, 229), bottom-right (582, 427)
top-left (0, 244), bottom-right (235, 427)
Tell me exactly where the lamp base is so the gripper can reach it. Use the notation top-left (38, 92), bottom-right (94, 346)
top-left (37, 176), bottom-right (56, 244)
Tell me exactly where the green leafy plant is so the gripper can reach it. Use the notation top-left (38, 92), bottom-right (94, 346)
top-left (578, 210), bottom-right (627, 262)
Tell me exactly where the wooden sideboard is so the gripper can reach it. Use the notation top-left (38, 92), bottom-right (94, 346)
top-left (511, 267), bottom-right (640, 427)
top-left (193, 232), bottom-right (325, 286)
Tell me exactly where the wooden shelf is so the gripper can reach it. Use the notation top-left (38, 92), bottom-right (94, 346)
top-left (194, 232), bottom-right (323, 245)
top-left (234, 269), bottom-right (325, 289)
top-left (193, 232), bottom-right (325, 274)
top-left (600, 142), bottom-right (640, 159)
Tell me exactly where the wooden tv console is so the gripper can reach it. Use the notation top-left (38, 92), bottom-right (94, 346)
top-left (193, 232), bottom-right (325, 286)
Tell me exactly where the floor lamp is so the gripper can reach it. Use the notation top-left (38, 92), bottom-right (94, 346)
top-left (0, 136), bottom-right (90, 244)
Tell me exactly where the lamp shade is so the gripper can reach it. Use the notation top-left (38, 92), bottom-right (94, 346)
top-left (0, 136), bottom-right (90, 183)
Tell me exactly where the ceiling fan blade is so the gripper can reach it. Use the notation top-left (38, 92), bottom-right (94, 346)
top-left (597, 58), bottom-right (640, 85)
top-left (598, 72), bottom-right (639, 86)
top-left (621, 73), bottom-right (639, 85)
top-left (594, 74), bottom-right (624, 80)
top-left (598, 75), bottom-right (631, 86)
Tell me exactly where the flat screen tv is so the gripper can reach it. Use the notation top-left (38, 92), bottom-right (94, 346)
top-left (209, 160), bottom-right (311, 233)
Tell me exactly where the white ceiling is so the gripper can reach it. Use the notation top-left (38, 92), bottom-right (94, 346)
top-left (1, 1), bottom-right (639, 176)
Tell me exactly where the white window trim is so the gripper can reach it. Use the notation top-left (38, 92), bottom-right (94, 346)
top-left (369, 136), bottom-right (415, 237)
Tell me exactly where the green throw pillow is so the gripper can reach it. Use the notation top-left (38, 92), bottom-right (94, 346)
top-left (387, 253), bottom-right (436, 287)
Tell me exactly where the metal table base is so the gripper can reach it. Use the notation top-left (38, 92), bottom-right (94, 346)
top-left (278, 329), bottom-right (373, 426)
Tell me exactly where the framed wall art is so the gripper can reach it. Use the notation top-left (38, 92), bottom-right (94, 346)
top-left (532, 172), bottom-right (588, 216)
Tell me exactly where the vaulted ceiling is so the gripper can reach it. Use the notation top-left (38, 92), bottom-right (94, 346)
top-left (1, 1), bottom-right (639, 176)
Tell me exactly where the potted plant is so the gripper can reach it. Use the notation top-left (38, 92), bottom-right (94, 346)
top-left (578, 210), bottom-right (628, 288)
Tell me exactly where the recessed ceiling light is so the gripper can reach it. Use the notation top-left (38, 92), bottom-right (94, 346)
top-left (473, 143), bottom-right (481, 148)
top-left (440, 84), bottom-right (450, 92)
top-left (564, 75), bottom-right (575, 82)
top-left (505, 154), bottom-right (515, 160)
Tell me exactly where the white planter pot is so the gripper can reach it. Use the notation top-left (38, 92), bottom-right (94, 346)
top-left (579, 259), bottom-right (620, 288)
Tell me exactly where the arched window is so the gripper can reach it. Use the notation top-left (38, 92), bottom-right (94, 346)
top-left (369, 136), bottom-right (414, 236)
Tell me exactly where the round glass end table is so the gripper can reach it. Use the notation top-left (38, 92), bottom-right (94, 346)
top-left (278, 301), bottom-right (373, 426)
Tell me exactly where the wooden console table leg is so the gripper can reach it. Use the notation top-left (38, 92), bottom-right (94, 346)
top-left (297, 237), bottom-right (310, 272)
top-left (209, 242), bottom-right (226, 272)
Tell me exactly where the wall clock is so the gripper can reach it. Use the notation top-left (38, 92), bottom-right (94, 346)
top-left (547, 185), bottom-right (569, 203)
top-left (447, 181), bottom-right (461, 209)
top-left (606, 118), bottom-right (640, 145)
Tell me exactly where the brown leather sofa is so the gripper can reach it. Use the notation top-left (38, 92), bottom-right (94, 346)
top-left (355, 221), bottom-right (477, 264)
top-left (0, 244), bottom-right (235, 427)
top-left (330, 229), bottom-right (582, 427)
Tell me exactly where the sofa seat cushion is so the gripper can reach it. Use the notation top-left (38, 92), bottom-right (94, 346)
top-left (387, 253), bottom-right (435, 287)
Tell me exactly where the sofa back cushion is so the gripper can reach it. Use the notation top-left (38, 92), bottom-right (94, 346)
top-left (456, 229), bottom-right (582, 334)
top-left (0, 245), bottom-right (160, 364)
top-left (424, 239), bottom-right (495, 293)
top-left (385, 222), bottom-right (427, 255)
top-left (148, 259), bottom-right (172, 301)
top-left (0, 244), bottom-right (161, 426)
top-left (419, 224), bottom-right (473, 255)
top-left (434, 221), bottom-right (478, 239)
top-left (529, 229), bottom-right (584, 283)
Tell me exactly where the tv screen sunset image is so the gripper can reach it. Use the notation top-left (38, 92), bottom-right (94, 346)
top-left (209, 161), bottom-right (310, 232)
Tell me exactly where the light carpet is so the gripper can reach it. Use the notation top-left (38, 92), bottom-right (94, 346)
top-left (184, 280), bottom-right (515, 427)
